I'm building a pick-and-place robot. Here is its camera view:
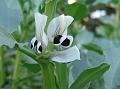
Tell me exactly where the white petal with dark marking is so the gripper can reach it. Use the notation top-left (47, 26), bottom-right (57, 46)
top-left (51, 46), bottom-right (80, 63)
top-left (47, 14), bottom-right (74, 42)
top-left (35, 12), bottom-right (48, 47)
top-left (61, 35), bottom-right (73, 48)
top-left (30, 37), bottom-right (37, 49)
top-left (37, 42), bottom-right (42, 53)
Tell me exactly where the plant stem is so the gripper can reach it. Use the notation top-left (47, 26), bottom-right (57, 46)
top-left (113, 0), bottom-right (120, 39)
top-left (15, 44), bottom-right (37, 60)
top-left (55, 63), bottom-right (69, 89)
top-left (12, 50), bottom-right (20, 89)
top-left (44, 0), bottom-right (57, 32)
top-left (40, 1), bottom-right (57, 89)
top-left (0, 46), bottom-right (5, 87)
top-left (15, 44), bottom-right (56, 89)
top-left (40, 62), bottom-right (57, 89)
top-left (15, 45), bottom-right (56, 89)
top-left (39, 1), bottom-right (58, 89)
top-left (14, 44), bottom-right (55, 88)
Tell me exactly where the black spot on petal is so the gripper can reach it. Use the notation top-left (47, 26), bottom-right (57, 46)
top-left (61, 38), bottom-right (70, 46)
top-left (31, 44), bottom-right (33, 49)
top-left (34, 40), bottom-right (38, 48)
top-left (53, 35), bottom-right (62, 44)
top-left (38, 45), bottom-right (42, 52)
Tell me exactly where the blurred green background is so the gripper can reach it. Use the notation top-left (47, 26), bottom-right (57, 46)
top-left (0, 0), bottom-right (120, 89)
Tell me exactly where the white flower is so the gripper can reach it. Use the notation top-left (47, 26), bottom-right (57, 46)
top-left (31, 12), bottom-right (48, 53)
top-left (31, 12), bottom-right (80, 63)
top-left (68, 0), bottom-right (76, 4)
top-left (90, 10), bottom-right (106, 19)
top-left (47, 14), bottom-right (74, 48)
top-left (51, 46), bottom-right (80, 63)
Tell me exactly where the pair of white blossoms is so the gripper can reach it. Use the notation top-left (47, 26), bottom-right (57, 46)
top-left (31, 12), bottom-right (80, 63)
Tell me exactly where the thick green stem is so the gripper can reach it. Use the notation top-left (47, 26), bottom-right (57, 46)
top-left (44, 0), bottom-right (57, 32)
top-left (15, 44), bottom-right (37, 60)
top-left (14, 44), bottom-right (55, 89)
top-left (39, 1), bottom-right (58, 89)
top-left (0, 46), bottom-right (5, 87)
top-left (15, 45), bottom-right (56, 89)
top-left (15, 44), bottom-right (51, 64)
top-left (113, 1), bottom-right (120, 39)
top-left (116, 2), bottom-right (120, 26)
top-left (12, 50), bottom-right (20, 89)
top-left (40, 62), bottom-right (57, 89)
top-left (40, 1), bottom-right (57, 89)
top-left (15, 44), bottom-right (55, 89)
top-left (55, 63), bottom-right (69, 89)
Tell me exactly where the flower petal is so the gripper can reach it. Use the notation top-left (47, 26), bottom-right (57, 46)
top-left (30, 37), bottom-right (37, 49)
top-left (35, 12), bottom-right (48, 47)
top-left (47, 14), bottom-right (74, 41)
top-left (59, 15), bottom-right (74, 35)
top-left (42, 32), bottom-right (48, 48)
top-left (61, 35), bottom-right (73, 48)
top-left (37, 42), bottom-right (42, 53)
top-left (51, 46), bottom-right (80, 63)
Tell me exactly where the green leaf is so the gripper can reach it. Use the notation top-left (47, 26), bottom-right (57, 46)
top-left (92, 38), bottom-right (114, 50)
top-left (39, 4), bottom-right (45, 13)
top-left (103, 47), bottom-right (120, 89)
top-left (111, 0), bottom-right (119, 4)
top-left (99, 15), bottom-right (115, 25)
top-left (84, 0), bottom-right (95, 4)
top-left (75, 28), bottom-right (94, 45)
top-left (68, 49), bottom-right (89, 87)
top-left (87, 51), bottom-right (105, 67)
top-left (70, 49), bottom-right (105, 87)
top-left (55, 63), bottom-right (69, 89)
top-left (23, 63), bottom-right (41, 73)
top-left (90, 78), bottom-right (106, 89)
top-left (83, 43), bottom-right (103, 55)
top-left (96, 24), bottom-right (114, 37)
top-left (77, 0), bottom-right (95, 4)
top-left (0, 28), bottom-right (16, 48)
top-left (0, 0), bottom-right (22, 33)
top-left (69, 63), bottom-right (110, 89)
top-left (93, 0), bottom-right (110, 4)
top-left (91, 39), bottom-right (120, 89)
top-left (45, 0), bottom-right (52, 4)
top-left (65, 3), bottom-right (88, 20)
top-left (69, 59), bottom-right (90, 87)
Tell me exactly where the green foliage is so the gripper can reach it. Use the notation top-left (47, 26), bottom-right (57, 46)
top-left (89, 78), bottom-right (106, 89)
top-left (1, 0), bottom-right (120, 89)
top-left (0, 47), bottom-right (5, 87)
top-left (104, 46), bottom-right (120, 89)
top-left (70, 63), bottom-right (110, 89)
top-left (83, 43), bottom-right (103, 55)
top-left (23, 63), bottom-right (40, 73)
top-left (55, 63), bottom-right (69, 89)
top-left (93, 0), bottom-right (110, 4)
top-left (96, 24), bottom-right (114, 38)
top-left (40, 62), bottom-right (56, 89)
top-left (65, 3), bottom-right (88, 20)
top-left (0, 0), bottom-right (22, 33)
top-left (0, 28), bottom-right (16, 48)
top-left (75, 29), bottom-right (94, 45)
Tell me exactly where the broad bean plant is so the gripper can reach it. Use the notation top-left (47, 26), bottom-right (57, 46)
top-left (1, 0), bottom-right (120, 89)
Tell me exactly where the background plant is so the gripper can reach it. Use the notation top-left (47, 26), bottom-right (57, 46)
top-left (0, 0), bottom-right (120, 89)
